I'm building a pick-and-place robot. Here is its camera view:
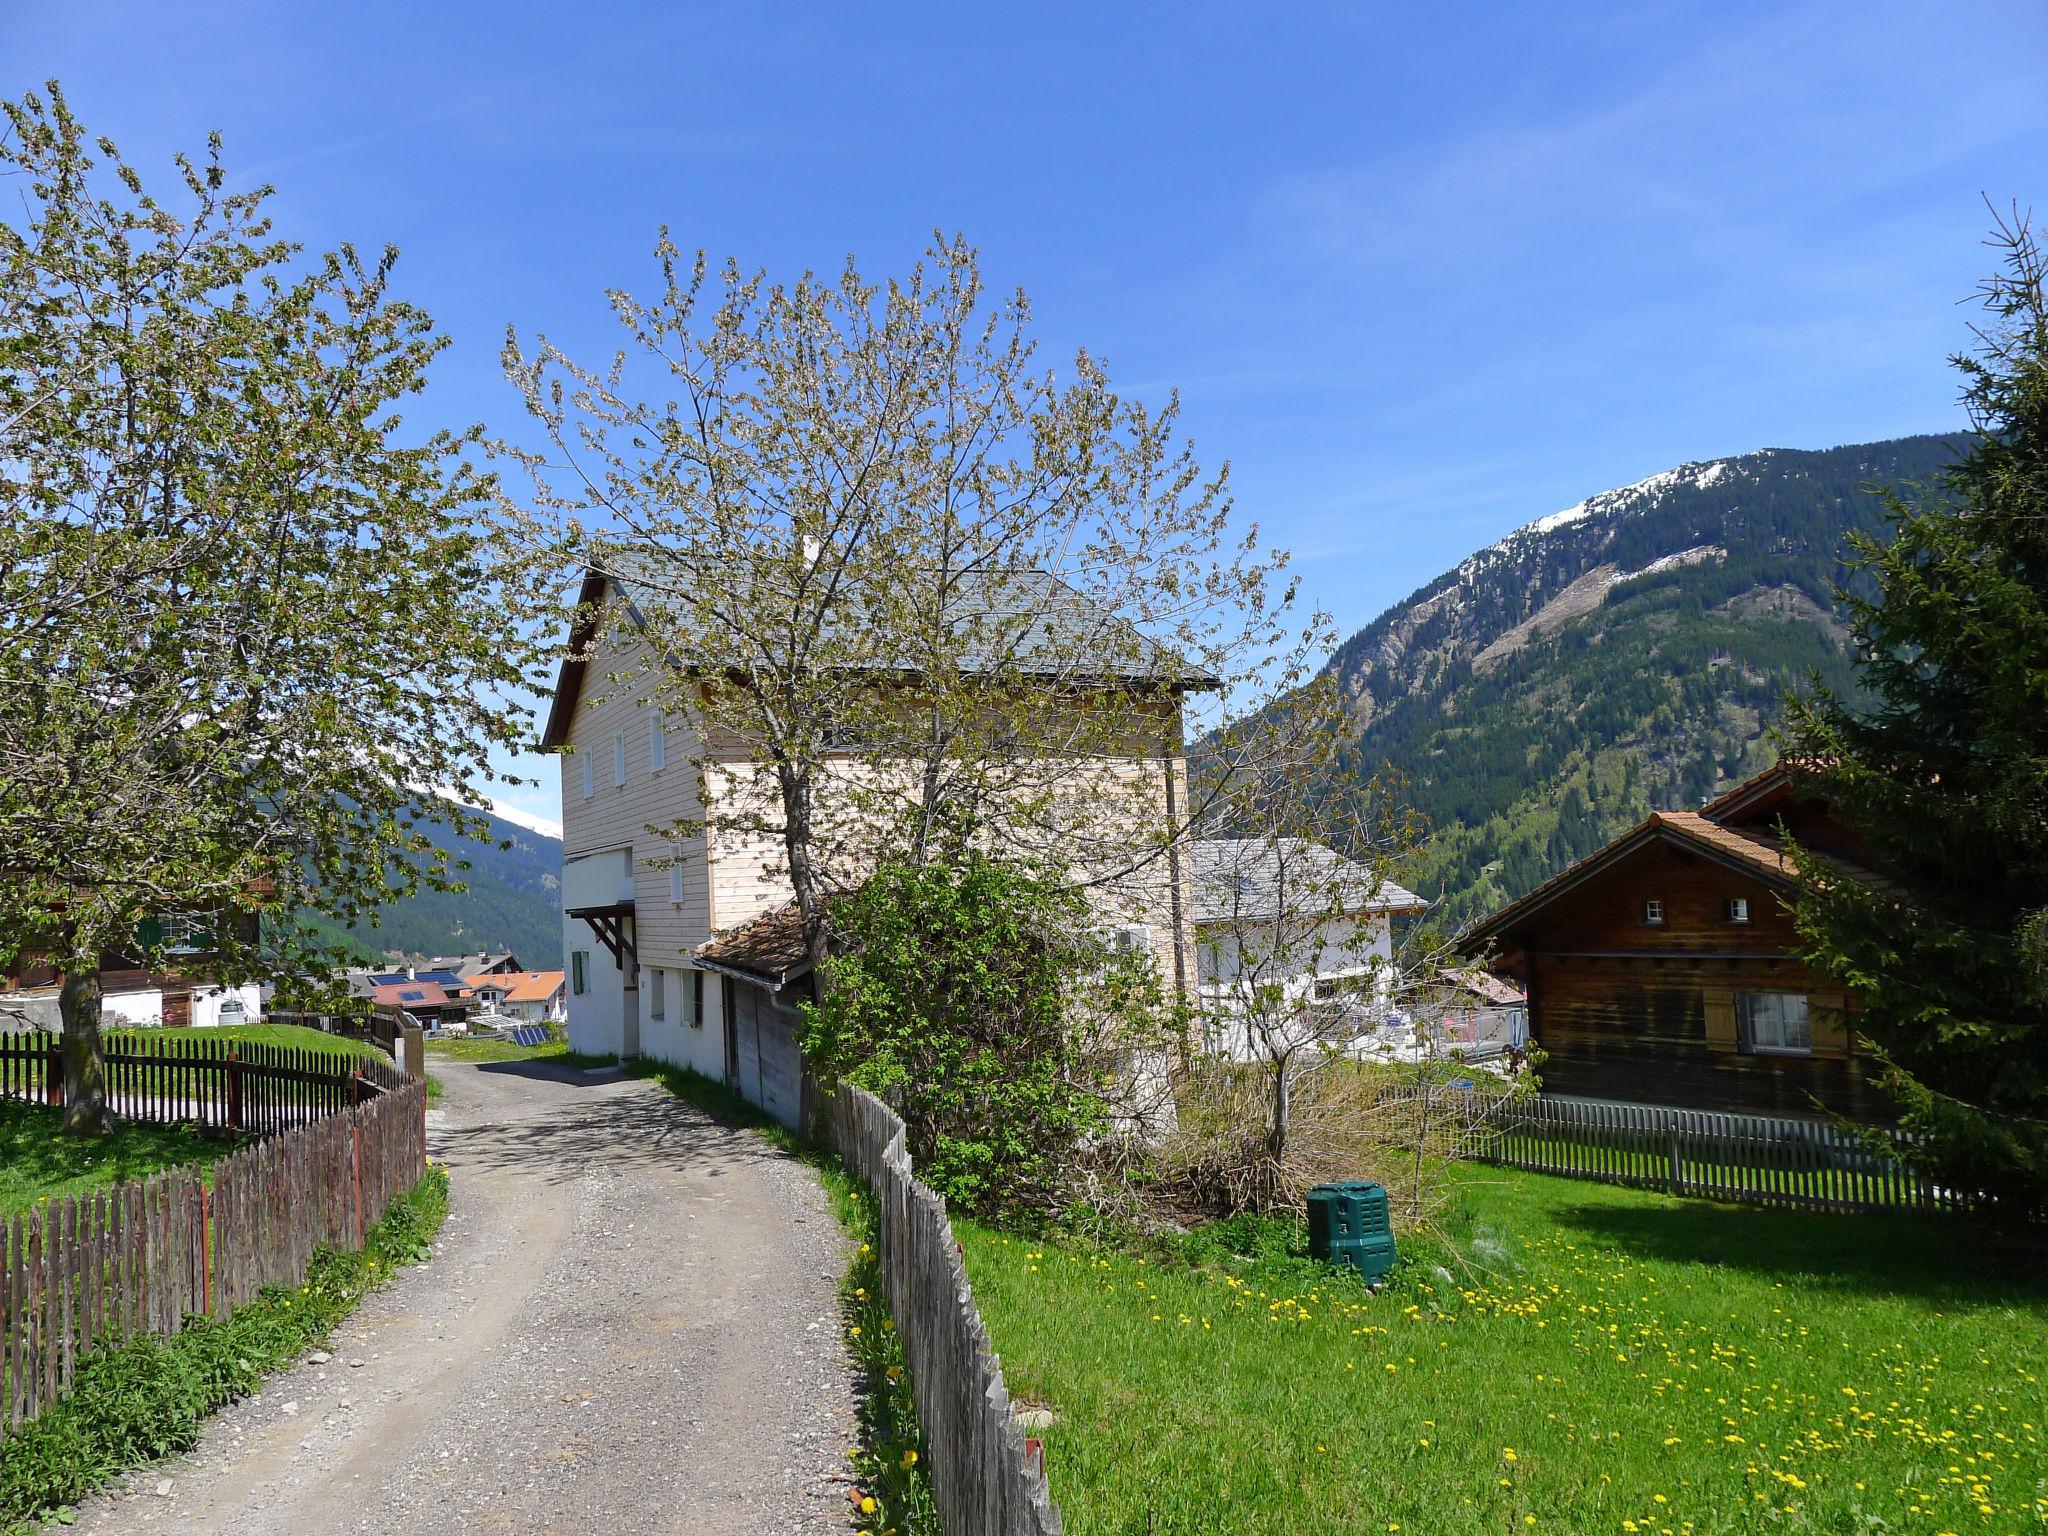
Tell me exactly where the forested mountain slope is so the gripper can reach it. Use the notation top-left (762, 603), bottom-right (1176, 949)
top-left (1331, 433), bottom-right (1968, 931)
top-left (295, 805), bottom-right (563, 965)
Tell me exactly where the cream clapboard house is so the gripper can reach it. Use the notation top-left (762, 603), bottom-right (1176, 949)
top-left (541, 561), bottom-right (1207, 1129)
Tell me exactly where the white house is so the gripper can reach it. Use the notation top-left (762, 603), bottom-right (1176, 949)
top-left (1189, 837), bottom-right (1425, 1061)
top-left (540, 560), bottom-right (1206, 1129)
top-left (465, 969), bottom-right (567, 1024)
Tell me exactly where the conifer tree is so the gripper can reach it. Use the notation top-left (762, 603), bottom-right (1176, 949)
top-left (1785, 212), bottom-right (2048, 1214)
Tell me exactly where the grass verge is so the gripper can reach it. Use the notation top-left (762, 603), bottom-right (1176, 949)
top-left (0, 1100), bottom-right (244, 1217)
top-left (426, 1036), bottom-right (617, 1070)
top-left (627, 1060), bottom-right (942, 1532)
top-left (957, 1163), bottom-right (2048, 1535)
top-left (0, 1162), bottom-right (450, 1532)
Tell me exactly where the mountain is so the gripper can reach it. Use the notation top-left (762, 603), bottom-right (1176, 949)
top-left (1330, 433), bottom-right (1968, 932)
top-left (298, 805), bottom-right (563, 966)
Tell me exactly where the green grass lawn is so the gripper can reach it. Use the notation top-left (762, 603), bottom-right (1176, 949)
top-left (957, 1166), bottom-right (2048, 1536)
top-left (424, 1035), bottom-right (616, 1068)
top-left (0, 1099), bottom-right (241, 1217)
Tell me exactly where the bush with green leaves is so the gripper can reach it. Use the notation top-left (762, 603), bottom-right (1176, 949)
top-left (802, 856), bottom-right (1168, 1221)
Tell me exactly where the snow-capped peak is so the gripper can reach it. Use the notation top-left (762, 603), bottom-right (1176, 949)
top-left (482, 799), bottom-right (563, 841)
top-left (1518, 458), bottom-right (1734, 539)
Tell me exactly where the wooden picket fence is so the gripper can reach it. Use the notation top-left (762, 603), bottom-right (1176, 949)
top-left (1482, 1094), bottom-right (1962, 1215)
top-left (0, 1062), bottom-right (427, 1436)
top-left (830, 1084), bottom-right (1063, 1536)
top-left (0, 1031), bottom-right (392, 1136)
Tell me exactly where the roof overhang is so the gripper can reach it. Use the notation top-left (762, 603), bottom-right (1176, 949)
top-left (539, 563), bottom-right (1222, 752)
top-left (1457, 816), bottom-right (1797, 955)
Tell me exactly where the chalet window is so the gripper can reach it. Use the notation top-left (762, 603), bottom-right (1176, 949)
top-left (571, 951), bottom-right (588, 996)
top-left (1643, 898), bottom-right (1665, 925)
top-left (648, 967), bottom-right (666, 1020)
top-left (1738, 992), bottom-right (1810, 1056)
top-left (581, 754), bottom-right (594, 799)
top-left (1727, 897), bottom-right (1750, 924)
top-left (691, 968), bottom-right (706, 1030)
top-left (650, 715), bottom-right (666, 773)
top-left (613, 731), bottom-right (628, 786)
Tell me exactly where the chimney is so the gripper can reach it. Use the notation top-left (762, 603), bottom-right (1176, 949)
top-left (407, 965), bottom-right (417, 981)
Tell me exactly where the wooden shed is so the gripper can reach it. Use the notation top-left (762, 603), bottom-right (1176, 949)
top-left (1459, 766), bottom-right (1888, 1121)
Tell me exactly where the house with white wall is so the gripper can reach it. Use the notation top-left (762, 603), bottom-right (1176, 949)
top-left (1189, 837), bottom-right (1425, 1061)
top-left (539, 560), bottom-right (1207, 1129)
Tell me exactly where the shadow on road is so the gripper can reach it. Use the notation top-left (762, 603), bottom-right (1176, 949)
top-left (436, 1060), bottom-right (800, 1187)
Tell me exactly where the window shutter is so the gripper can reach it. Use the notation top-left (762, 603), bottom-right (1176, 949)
top-left (669, 841), bottom-right (683, 904)
top-left (582, 755), bottom-right (594, 799)
top-left (1703, 986), bottom-right (1737, 1053)
top-left (650, 715), bottom-right (665, 772)
top-left (613, 732), bottom-right (627, 786)
top-left (1809, 990), bottom-right (1852, 1058)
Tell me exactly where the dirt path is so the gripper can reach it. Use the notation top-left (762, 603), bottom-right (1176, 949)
top-left (74, 1057), bottom-right (859, 1535)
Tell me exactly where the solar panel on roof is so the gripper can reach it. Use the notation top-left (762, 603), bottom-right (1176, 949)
top-left (400, 989), bottom-right (426, 1002)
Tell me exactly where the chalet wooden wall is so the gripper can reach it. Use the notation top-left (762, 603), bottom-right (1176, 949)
top-left (1511, 839), bottom-right (1885, 1121)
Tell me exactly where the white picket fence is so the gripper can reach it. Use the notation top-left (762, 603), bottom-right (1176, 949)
top-left (1485, 1094), bottom-right (1962, 1214)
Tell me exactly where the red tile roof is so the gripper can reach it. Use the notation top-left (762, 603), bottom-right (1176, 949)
top-left (371, 980), bottom-right (454, 1010)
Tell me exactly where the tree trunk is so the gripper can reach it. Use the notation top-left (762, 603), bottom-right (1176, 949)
top-left (1266, 1055), bottom-right (1291, 1207)
top-left (59, 963), bottom-right (114, 1135)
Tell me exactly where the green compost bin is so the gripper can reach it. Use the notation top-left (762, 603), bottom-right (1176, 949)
top-left (1306, 1180), bottom-right (1397, 1283)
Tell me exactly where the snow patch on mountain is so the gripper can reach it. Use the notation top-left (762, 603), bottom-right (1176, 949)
top-left (1518, 458), bottom-right (1739, 540)
top-left (483, 799), bottom-right (564, 841)
top-left (1633, 543), bottom-right (1727, 578)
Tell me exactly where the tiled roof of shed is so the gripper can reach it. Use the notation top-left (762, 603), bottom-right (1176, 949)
top-left (694, 903), bottom-right (817, 989)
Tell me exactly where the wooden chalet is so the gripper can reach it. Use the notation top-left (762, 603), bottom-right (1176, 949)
top-left (1459, 764), bottom-right (1888, 1121)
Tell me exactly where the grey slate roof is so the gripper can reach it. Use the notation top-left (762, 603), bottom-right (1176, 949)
top-left (1188, 838), bottom-right (1425, 924)
top-left (599, 551), bottom-right (1204, 684)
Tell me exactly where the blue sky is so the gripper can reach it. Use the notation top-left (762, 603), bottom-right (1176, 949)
top-left (9, 0), bottom-right (2044, 834)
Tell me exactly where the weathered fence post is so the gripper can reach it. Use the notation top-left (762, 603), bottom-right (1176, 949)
top-left (224, 1049), bottom-right (243, 1132)
top-left (350, 1110), bottom-right (364, 1250)
top-left (44, 1041), bottom-right (60, 1108)
top-left (198, 1184), bottom-right (214, 1315)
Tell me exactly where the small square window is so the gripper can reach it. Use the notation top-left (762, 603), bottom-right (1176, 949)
top-left (648, 967), bottom-right (666, 1020)
top-left (690, 969), bottom-right (705, 1030)
top-left (1643, 898), bottom-right (1665, 925)
top-left (1727, 897), bottom-right (1750, 924)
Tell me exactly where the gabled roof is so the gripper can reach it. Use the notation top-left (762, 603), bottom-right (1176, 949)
top-left (370, 981), bottom-right (454, 1010)
top-left (493, 969), bottom-right (565, 1003)
top-left (1188, 838), bottom-right (1424, 924)
top-left (1697, 761), bottom-right (1796, 821)
top-left (1457, 791), bottom-right (1879, 954)
top-left (541, 557), bottom-right (1216, 750)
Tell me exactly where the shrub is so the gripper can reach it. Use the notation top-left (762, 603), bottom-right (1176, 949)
top-left (802, 855), bottom-right (1165, 1221)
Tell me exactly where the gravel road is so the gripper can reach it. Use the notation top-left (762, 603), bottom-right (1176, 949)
top-left (73, 1056), bottom-right (860, 1535)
